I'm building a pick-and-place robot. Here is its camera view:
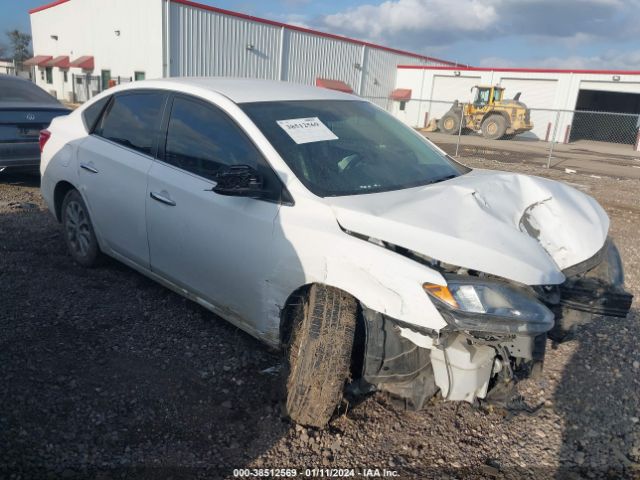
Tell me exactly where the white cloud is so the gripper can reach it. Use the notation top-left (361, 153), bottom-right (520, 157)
top-left (480, 50), bottom-right (640, 69)
top-left (324, 0), bottom-right (499, 39)
top-left (313, 0), bottom-right (637, 51)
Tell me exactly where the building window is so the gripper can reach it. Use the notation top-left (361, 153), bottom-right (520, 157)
top-left (63, 70), bottom-right (68, 83)
top-left (45, 67), bottom-right (53, 84)
top-left (134, 71), bottom-right (145, 81)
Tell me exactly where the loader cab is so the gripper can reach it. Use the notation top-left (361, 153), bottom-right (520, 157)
top-left (472, 86), bottom-right (504, 106)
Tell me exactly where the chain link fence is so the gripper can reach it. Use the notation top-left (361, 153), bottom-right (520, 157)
top-left (362, 96), bottom-right (640, 174)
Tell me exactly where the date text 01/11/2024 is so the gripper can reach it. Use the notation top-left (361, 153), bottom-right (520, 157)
top-left (232, 468), bottom-right (400, 477)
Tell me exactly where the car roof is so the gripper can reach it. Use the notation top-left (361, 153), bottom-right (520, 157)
top-left (125, 77), bottom-right (358, 104)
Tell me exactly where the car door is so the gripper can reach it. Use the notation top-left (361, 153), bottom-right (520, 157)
top-left (78, 90), bottom-right (167, 268)
top-left (146, 94), bottom-right (286, 331)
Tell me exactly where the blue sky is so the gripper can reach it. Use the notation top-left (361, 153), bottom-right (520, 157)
top-left (1, 0), bottom-right (639, 69)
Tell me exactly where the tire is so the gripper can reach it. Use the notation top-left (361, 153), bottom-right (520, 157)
top-left (439, 111), bottom-right (462, 135)
top-left (481, 114), bottom-right (507, 140)
top-left (61, 189), bottom-right (101, 267)
top-left (284, 284), bottom-right (357, 428)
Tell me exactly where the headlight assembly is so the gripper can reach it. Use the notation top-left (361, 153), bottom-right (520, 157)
top-left (424, 276), bottom-right (554, 336)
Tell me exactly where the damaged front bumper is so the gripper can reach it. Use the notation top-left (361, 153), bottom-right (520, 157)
top-left (360, 307), bottom-right (546, 408)
top-left (543, 238), bottom-right (633, 340)
top-left (359, 238), bottom-right (632, 408)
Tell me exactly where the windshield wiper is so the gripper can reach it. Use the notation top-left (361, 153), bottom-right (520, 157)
top-left (426, 174), bottom-right (458, 185)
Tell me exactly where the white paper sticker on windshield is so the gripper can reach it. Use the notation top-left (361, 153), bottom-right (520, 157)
top-left (276, 117), bottom-right (338, 144)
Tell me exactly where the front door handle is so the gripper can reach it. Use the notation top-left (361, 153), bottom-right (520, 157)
top-left (150, 191), bottom-right (176, 206)
top-left (80, 163), bottom-right (98, 174)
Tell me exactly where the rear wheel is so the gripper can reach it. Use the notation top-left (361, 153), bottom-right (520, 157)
top-left (61, 189), bottom-right (101, 267)
top-left (284, 284), bottom-right (357, 427)
top-left (439, 111), bottom-right (462, 135)
top-left (481, 114), bottom-right (507, 140)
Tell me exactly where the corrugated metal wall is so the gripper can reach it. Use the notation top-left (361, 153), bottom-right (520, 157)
top-left (283, 30), bottom-right (362, 89)
top-left (168, 1), bottom-right (450, 105)
top-left (169, 3), bottom-right (281, 78)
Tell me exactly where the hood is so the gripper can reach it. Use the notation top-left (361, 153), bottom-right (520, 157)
top-left (327, 169), bottom-right (609, 285)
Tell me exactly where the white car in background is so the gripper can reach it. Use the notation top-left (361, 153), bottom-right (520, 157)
top-left (40, 78), bottom-right (632, 427)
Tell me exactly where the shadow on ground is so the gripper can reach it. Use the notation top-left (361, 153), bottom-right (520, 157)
top-left (0, 182), bottom-right (291, 478)
top-left (553, 308), bottom-right (640, 478)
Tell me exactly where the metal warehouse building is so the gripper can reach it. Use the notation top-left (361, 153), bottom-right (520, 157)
top-left (26, 0), bottom-right (458, 104)
top-left (392, 65), bottom-right (640, 147)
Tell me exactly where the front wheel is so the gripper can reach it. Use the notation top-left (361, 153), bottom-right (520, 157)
top-left (439, 111), bottom-right (462, 135)
top-left (481, 114), bottom-right (507, 140)
top-left (284, 285), bottom-right (357, 427)
top-left (61, 189), bottom-right (101, 267)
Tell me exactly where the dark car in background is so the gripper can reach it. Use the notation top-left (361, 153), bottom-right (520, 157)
top-left (0, 74), bottom-right (69, 174)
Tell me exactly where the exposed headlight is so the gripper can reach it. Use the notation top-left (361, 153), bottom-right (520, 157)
top-left (424, 276), bottom-right (554, 336)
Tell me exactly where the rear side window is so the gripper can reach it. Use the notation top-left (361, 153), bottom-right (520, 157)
top-left (82, 96), bottom-right (110, 132)
top-left (95, 92), bottom-right (166, 155)
top-left (164, 96), bottom-right (262, 179)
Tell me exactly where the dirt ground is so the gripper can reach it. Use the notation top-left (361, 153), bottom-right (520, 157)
top-left (0, 158), bottom-right (638, 479)
top-left (425, 131), bottom-right (640, 180)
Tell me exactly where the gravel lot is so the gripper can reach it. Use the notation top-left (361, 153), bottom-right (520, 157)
top-left (0, 159), bottom-right (638, 479)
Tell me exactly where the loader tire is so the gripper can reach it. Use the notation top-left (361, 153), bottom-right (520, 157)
top-left (439, 112), bottom-right (461, 135)
top-left (284, 284), bottom-right (357, 428)
top-left (481, 114), bottom-right (507, 140)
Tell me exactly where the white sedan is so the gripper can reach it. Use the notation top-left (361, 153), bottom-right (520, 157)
top-left (40, 78), bottom-right (632, 427)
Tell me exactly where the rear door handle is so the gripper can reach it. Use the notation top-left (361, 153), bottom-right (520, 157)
top-left (150, 191), bottom-right (176, 206)
top-left (80, 163), bottom-right (98, 174)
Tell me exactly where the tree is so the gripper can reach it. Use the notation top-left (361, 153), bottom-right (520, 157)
top-left (0, 43), bottom-right (7, 59)
top-left (6, 30), bottom-right (32, 64)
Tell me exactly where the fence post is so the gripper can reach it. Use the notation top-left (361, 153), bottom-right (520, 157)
top-left (455, 107), bottom-right (464, 158)
top-left (546, 110), bottom-right (561, 169)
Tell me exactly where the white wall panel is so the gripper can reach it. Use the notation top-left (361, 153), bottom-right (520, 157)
top-left (169, 2), bottom-right (281, 79)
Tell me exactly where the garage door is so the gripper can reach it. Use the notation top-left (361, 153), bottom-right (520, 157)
top-left (579, 80), bottom-right (640, 94)
top-left (498, 78), bottom-right (558, 139)
top-left (429, 75), bottom-right (481, 119)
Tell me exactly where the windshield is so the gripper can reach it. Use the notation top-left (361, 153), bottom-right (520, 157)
top-left (241, 100), bottom-right (467, 197)
top-left (0, 78), bottom-right (59, 104)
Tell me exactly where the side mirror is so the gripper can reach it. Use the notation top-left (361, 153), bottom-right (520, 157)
top-left (212, 164), bottom-right (264, 197)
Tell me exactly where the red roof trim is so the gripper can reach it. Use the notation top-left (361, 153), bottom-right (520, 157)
top-left (45, 55), bottom-right (70, 68)
top-left (23, 55), bottom-right (53, 67)
top-left (390, 88), bottom-right (412, 101)
top-left (170, 0), bottom-right (461, 66)
top-left (69, 56), bottom-right (94, 70)
top-left (397, 65), bottom-right (640, 75)
top-left (29, 0), bottom-right (70, 14)
top-left (316, 78), bottom-right (353, 93)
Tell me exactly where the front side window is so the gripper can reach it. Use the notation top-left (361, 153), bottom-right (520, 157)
top-left (164, 97), bottom-right (263, 178)
top-left (163, 96), bottom-right (282, 200)
top-left (242, 100), bottom-right (467, 197)
top-left (94, 92), bottom-right (166, 155)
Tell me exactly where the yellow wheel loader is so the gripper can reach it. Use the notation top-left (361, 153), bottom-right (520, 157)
top-left (437, 85), bottom-right (533, 140)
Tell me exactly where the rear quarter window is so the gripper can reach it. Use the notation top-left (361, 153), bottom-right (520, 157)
top-left (82, 96), bottom-right (111, 132)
